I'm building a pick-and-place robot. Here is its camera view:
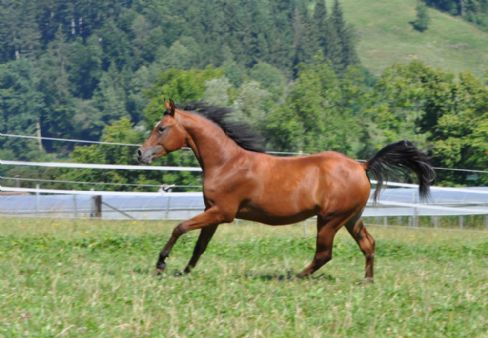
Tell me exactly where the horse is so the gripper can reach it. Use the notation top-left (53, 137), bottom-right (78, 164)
top-left (137, 100), bottom-right (435, 281)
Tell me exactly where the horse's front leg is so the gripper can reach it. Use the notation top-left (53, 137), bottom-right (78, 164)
top-left (183, 224), bottom-right (219, 274)
top-left (156, 207), bottom-right (230, 274)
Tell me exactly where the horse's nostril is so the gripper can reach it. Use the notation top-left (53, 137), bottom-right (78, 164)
top-left (137, 149), bottom-right (142, 157)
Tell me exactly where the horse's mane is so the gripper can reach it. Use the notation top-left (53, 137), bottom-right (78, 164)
top-left (181, 102), bottom-right (265, 153)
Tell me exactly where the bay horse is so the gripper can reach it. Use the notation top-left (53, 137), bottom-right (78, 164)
top-left (137, 100), bottom-right (435, 280)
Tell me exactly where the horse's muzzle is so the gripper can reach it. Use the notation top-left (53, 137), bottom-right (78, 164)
top-left (136, 146), bottom-right (163, 164)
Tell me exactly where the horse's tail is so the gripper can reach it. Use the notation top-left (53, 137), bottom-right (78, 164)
top-left (364, 140), bottom-right (435, 202)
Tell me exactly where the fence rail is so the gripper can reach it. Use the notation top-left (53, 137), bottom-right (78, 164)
top-left (1, 156), bottom-right (487, 228)
top-left (1, 185), bottom-right (487, 225)
top-left (0, 160), bottom-right (202, 172)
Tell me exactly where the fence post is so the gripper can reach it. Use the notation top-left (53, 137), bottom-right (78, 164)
top-left (413, 193), bottom-right (419, 227)
top-left (73, 194), bottom-right (78, 218)
top-left (432, 216), bottom-right (439, 228)
top-left (164, 194), bottom-right (171, 220)
top-left (91, 194), bottom-right (102, 218)
top-left (35, 184), bottom-right (40, 214)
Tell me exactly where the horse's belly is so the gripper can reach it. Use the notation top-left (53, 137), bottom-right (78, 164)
top-left (236, 204), bottom-right (316, 226)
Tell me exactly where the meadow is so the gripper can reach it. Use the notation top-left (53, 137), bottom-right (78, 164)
top-left (341, 0), bottom-right (488, 75)
top-left (0, 218), bottom-right (487, 337)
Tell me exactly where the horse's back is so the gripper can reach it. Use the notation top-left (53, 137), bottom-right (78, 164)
top-left (261, 150), bottom-right (367, 185)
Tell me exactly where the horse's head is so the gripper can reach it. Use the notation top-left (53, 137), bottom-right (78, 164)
top-left (137, 99), bottom-right (188, 164)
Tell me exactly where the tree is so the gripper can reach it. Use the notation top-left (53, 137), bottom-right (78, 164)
top-left (130, 13), bottom-right (164, 66)
top-left (0, 0), bottom-right (41, 61)
top-left (126, 65), bottom-right (158, 124)
top-left (203, 77), bottom-right (232, 107)
top-left (249, 62), bottom-right (287, 100)
top-left (370, 62), bottom-right (437, 149)
top-left (36, 32), bottom-right (77, 153)
top-left (291, 4), bottom-right (313, 76)
top-left (312, 0), bottom-right (329, 57)
top-left (265, 104), bottom-right (305, 152)
top-left (425, 0), bottom-right (488, 30)
top-left (98, 19), bottom-right (133, 70)
top-left (267, 0), bottom-right (295, 70)
top-left (67, 36), bottom-right (102, 99)
top-left (93, 63), bottom-right (129, 126)
top-left (267, 61), bottom-right (366, 155)
top-left (144, 67), bottom-right (224, 126)
top-left (232, 80), bottom-right (272, 133)
top-left (369, 61), bottom-right (488, 185)
top-left (60, 117), bottom-right (143, 191)
top-left (221, 46), bottom-right (247, 87)
top-left (0, 59), bottom-right (45, 159)
top-left (160, 37), bottom-right (202, 69)
top-left (328, 0), bottom-right (359, 73)
top-left (430, 73), bottom-right (488, 184)
top-left (412, 1), bottom-right (431, 32)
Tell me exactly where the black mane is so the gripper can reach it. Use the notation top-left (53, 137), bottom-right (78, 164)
top-left (182, 102), bottom-right (265, 153)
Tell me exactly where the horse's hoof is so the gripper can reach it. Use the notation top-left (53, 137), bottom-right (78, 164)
top-left (363, 277), bottom-right (374, 284)
top-left (155, 262), bottom-right (166, 275)
top-left (296, 272), bottom-right (311, 279)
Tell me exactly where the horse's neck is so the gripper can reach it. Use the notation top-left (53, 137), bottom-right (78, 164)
top-left (179, 111), bottom-right (243, 170)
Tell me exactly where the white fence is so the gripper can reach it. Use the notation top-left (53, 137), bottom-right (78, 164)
top-left (1, 172), bottom-right (487, 229)
top-left (1, 132), bottom-right (487, 227)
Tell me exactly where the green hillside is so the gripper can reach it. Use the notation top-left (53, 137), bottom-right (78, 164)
top-left (341, 0), bottom-right (488, 75)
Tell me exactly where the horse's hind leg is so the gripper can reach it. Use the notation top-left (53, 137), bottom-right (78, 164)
top-left (345, 218), bottom-right (375, 281)
top-left (183, 224), bottom-right (219, 273)
top-left (297, 216), bottom-right (343, 278)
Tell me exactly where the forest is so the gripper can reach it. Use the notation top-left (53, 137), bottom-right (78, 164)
top-left (426, 0), bottom-right (488, 29)
top-left (0, 0), bottom-right (487, 189)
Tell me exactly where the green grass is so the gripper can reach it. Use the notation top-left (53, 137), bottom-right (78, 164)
top-left (0, 218), bottom-right (487, 337)
top-left (340, 0), bottom-right (488, 75)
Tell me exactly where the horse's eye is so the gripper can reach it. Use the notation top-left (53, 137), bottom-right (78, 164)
top-left (158, 126), bottom-right (166, 134)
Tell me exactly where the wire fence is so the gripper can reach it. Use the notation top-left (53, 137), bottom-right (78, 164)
top-left (1, 177), bottom-right (487, 229)
top-left (2, 132), bottom-right (488, 174)
top-left (0, 186), bottom-right (487, 229)
top-left (1, 132), bottom-right (487, 229)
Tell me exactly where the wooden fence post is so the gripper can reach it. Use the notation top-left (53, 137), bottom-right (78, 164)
top-left (91, 195), bottom-right (102, 218)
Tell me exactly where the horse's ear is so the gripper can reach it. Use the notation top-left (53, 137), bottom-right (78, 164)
top-left (164, 99), bottom-right (176, 116)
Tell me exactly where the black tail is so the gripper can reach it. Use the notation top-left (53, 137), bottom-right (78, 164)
top-left (365, 140), bottom-right (435, 202)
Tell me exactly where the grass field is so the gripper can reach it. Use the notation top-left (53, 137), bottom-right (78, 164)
top-left (341, 0), bottom-right (488, 75)
top-left (0, 218), bottom-right (487, 337)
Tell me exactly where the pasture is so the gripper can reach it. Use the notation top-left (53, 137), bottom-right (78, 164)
top-left (341, 0), bottom-right (488, 75)
top-left (0, 218), bottom-right (487, 337)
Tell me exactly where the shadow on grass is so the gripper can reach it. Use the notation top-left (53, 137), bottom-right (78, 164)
top-left (243, 271), bottom-right (337, 282)
top-left (132, 266), bottom-right (193, 278)
top-left (128, 265), bottom-right (374, 285)
top-left (132, 266), bottom-right (152, 275)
